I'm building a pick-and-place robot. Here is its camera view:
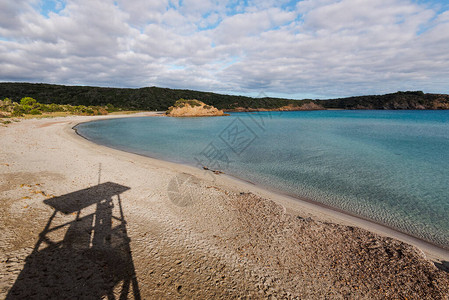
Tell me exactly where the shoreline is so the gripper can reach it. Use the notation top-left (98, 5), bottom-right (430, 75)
top-left (2, 113), bottom-right (449, 298)
top-left (71, 114), bottom-right (449, 262)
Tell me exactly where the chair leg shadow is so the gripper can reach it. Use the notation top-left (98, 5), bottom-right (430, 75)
top-left (434, 260), bottom-right (449, 274)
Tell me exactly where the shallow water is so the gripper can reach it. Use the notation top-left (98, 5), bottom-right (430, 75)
top-left (76, 110), bottom-right (449, 248)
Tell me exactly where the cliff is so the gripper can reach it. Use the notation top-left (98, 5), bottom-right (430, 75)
top-left (166, 99), bottom-right (228, 117)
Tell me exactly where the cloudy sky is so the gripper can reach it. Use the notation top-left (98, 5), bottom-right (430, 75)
top-left (1, 0), bottom-right (449, 99)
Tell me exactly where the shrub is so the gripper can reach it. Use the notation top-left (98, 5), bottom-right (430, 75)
top-left (188, 100), bottom-right (202, 107)
top-left (40, 103), bottom-right (63, 112)
top-left (97, 107), bottom-right (108, 115)
top-left (11, 107), bottom-right (25, 117)
top-left (0, 111), bottom-right (10, 118)
top-left (20, 97), bottom-right (37, 106)
top-left (105, 103), bottom-right (118, 112)
top-left (21, 105), bottom-right (33, 114)
top-left (39, 104), bottom-right (50, 112)
top-left (72, 105), bottom-right (87, 113)
top-left (173, 99), bottom-right (204, 108)
top-left (2, 96), bottom-right (110, 117)
top-left (29, 109), bottom-right (42, 115)
top-left (2, 98), bottom-right (12, 106)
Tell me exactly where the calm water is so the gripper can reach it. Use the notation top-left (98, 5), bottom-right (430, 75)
top-left (76, 111), bottom-right (449, 248)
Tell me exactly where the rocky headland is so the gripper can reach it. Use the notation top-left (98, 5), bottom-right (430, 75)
top-left (166, 99), bottom-right (228, 117)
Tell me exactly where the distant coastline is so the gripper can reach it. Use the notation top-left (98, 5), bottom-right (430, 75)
top-left (1, 82), bottom-right (448, 112)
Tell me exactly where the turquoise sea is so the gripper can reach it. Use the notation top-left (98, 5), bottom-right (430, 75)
top-left (75, 111), bottom-right (449, 249)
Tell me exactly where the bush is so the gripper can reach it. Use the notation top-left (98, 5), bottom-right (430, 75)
top-left (105, 103), bottom-right (118, 112)
top-left (173, 99), bottom-right (204, 108)
top-left (40, 104), bottom-right (63, 112)
top-left (29, 109), bottom-right (42, 115)
top-left (1, 95), bottom-right (110, 117)
top-left (0, 111), bottom-right (10, 118)
top-left (72, 105), bottom-right (87, 113)
top-left (185, 100), bottom-right (201, 107)
top-left (2, 98), bottom-right (12, 106)
top-left (11, 108), bottom-right (24, 117)
top-left (97, 107), bottom-right (108, 115)
top-left (47, 103), bottom-right (65, 112)
top-left (21, 105), bottom-right (33, 114)
top-left (20, 97), bottom-right (37, 106)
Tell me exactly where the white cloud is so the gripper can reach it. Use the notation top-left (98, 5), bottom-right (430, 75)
top-left (0, 0), bottom-right (449, 98)
top-left (115, 0), bottom-right (169, 27)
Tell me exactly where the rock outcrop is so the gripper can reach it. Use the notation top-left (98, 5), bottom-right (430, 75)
top-left (166, 99), bottom-right (228, 117)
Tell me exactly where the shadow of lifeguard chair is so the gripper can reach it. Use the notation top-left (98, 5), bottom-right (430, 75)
top-left (7, 182), bottom-right (141, 299)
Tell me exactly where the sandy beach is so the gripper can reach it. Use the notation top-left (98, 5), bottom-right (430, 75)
top-left (1, 113), bottom-right (449, 299)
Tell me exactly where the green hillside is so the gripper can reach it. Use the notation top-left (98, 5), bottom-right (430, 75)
top-left (0, 82), bottom-right (302, 111)
top-left (1, 82), bottom-right (448, 111)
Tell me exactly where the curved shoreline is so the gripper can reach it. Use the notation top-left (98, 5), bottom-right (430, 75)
top-left (2, 113), bottom-right (449, 298)
top-left (69, 114), bottom-right (449, 262)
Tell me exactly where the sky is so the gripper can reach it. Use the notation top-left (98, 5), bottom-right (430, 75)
top-left (1, 0), bottom-right (449, 99)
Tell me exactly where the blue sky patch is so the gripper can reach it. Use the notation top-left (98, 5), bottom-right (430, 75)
top-left (38, 0), bottom-right (65, 18)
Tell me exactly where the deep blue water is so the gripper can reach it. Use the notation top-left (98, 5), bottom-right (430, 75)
top-left (76, 111), bottom-right (449, 248)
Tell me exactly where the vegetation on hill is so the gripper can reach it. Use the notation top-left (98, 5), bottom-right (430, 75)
top-left (317, 91), bottom-right (449, 110)
top-left (0, 82), bottom-right (296, 111)
top-left (1, 82), bottom-right (448, 111)
top-left (0, 96), bottom-right (116, 118)
top-left (169, 99), bottom-right (204, 109)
